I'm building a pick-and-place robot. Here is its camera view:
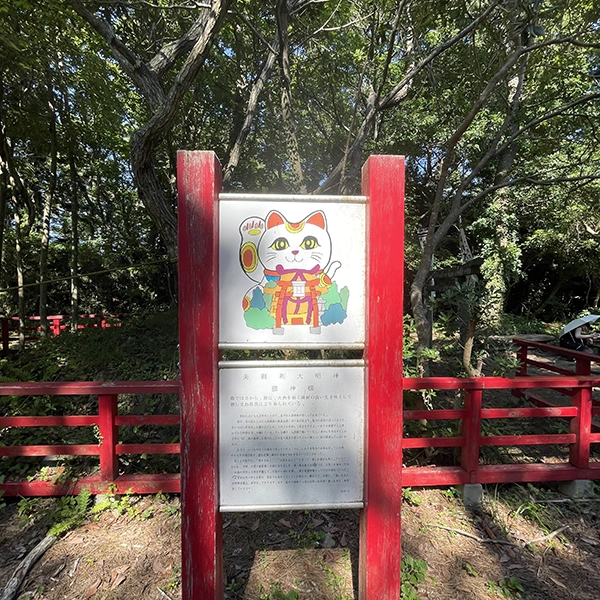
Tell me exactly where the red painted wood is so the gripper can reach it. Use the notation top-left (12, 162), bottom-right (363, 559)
top-left (0, 444), bottom-right (99, 456)
top-left (177, 150), bottom-right (222, 600)
top-left (461, 389), bottom-right (482, 481)
top-left (115, 415), bottom-right (180, 426)
top-left (404, 375), bottom-right (600, 390)
top-left (481, 406), bottom-right (578, 418)
top-left (475, 462), bottom-right (600, 484)
top-left (570, 384), bottom-right (592, 468)
top-left (402, 437), bottom-right (463, 449)
top-left (404, 408), bottom-right (464, 420)
top-left (0, 380), bottom-right (179, 396)
top-left (402, 467), bottom-right (469, 487)
top-left (98, 394), bottom-right (119, 481)
top-left (0, 415), bottom-right (98, 427)
top-left (116, 443), bottom-right (181, 455)
top-left (360, 155), bottom-right (405, 600)
top-left (480, 433), bottom-right (575, 446)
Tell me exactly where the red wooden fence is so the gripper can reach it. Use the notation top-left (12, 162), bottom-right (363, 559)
top-left (1, 314), bottom-right (125, 353)
top-left (2, 348), bottom-right (599, 498)
top-left (0, 381), bottom-right (180, 497)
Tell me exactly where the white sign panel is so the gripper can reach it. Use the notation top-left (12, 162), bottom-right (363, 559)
top-left (219, 200), bottom-right (366, 346)
top-left (219, 365), bottom-right (364, 510)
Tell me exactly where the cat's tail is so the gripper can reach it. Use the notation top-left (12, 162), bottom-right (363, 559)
top-left (239, 216), bottom-right (265, 283)
top-left (325, 260), bottom-right (341, 279)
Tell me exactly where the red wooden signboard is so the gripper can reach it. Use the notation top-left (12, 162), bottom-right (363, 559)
top-left (177, 151), bottom-right (405, 600)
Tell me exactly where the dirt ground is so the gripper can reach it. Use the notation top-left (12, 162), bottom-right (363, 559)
top-left (2, 347), bottom-right (600, 599)
top-left (1, 480), bottom-right (600, 600)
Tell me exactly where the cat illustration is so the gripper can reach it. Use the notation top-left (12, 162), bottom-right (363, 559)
top-left (239, 210), bottom-right (346, 334)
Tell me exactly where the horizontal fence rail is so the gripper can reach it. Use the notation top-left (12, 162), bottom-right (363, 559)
top-left (2, 342), bottom-right (600, 498)
top-left (0, 381), bottom-right (180, 497)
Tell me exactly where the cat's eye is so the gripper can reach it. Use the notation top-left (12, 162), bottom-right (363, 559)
top-left (300, 236), bottom-right (319, 250)
top-left (270, 237), bottom-right (289, 250)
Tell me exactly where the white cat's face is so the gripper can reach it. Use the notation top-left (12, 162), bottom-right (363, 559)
top-left (258, 211), bottom-right (332, 273)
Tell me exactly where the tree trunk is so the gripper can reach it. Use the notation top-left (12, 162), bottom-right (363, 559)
top-left (13, 202), bottom-right (25, 350)
top-left (224, 48), bottom-right (277, 186)
top-left (67, 0), bottom-right (233, 258)
top-left (39, 85), bottom-right (58, 337)
top-left (275, 0), bottom-right (305, 193)
top-left (69, 150), bottom-right (79, 331)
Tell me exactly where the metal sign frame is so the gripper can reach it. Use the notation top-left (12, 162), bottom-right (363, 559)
top-left (177, 151), bottom-right (405, 600)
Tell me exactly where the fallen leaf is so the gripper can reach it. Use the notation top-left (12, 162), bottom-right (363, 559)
top-left (548, 576), bottom-right (568, 590)
top-left (152, 558), bottom-right (171, 575)
top-left (110, 574), bottom-right (127, 590)
top-left (84, 577), bottom-right (102, 598)
top-left (251, 518), bottom-right (261, 531)
top-left (278, 519), bottom-right (292, 528)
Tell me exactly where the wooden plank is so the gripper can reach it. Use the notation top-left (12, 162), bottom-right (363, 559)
top-left (481, 406), bottom-right (578, 418)
top-left (98, 394), bottom-right (119, 481)
top-left (402, 467), bottom-right (468, 487)
top-left (116, 443), bottom-right (181, 455)
top-left (0, 415), bottom-right (97, 427)
top-left (404, 408), bottom-right (464, 420)
top-left (480, 433), bottom-right (575, 446)
top-left (403, 375), bottom-right (600, 390)
top-left (360, 155), bottom-right (405, 600)
top-left (402, 437), bottom-right (463, 449)
top-left (0, 445), bottom-right (99, 456)
top-left (177, 150), bottom-right (222, 600)
top-left (570, 384), bottom-right (593, 468)
top-left (475, 462), bottom-right (600, 484)
top-left (461, 389), bottom-right (482, 481)
top-left (0, 380), bottom-right (180, 396)
top-left (115, 415), bottom-right (180, 426)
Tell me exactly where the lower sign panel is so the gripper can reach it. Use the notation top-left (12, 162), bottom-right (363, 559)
top-left (219, 365), bottom-right (364, 511)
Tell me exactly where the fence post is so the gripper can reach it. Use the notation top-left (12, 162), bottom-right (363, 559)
top-left (461, 388), bottom-right (482, 481)
top-left (360, 155), bottom-right (405, 600)
top-left (177, 150), bottom-right (222, 600)
top-left (98, 394), bottom-right (119, 482)
top-left (570, 385), bottom-right (592, 473)
top-left (52, 317), bottom-right (61, 337)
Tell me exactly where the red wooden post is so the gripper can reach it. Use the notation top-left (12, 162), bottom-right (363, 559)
top-left (98, 394), bottom-right (119, 481)
top-left (461, 389), bottom-right (482, 480)
top-left (52, 317), bottom-right (61, 337)
top-left (177, 150), bottom-right (222, 600)
top-left (570, 384), bottom-right (592, 469)
top-left (360, 155), bottom-right (405, 600)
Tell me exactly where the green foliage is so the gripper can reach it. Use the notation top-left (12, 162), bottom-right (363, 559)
top-left (259, 581), bottom-right (299, 600)
top-left (47, 489), bottom-right (92, 536)
top-left (16, 490), bottom-right (92, 536)
top-left (402, 487), bottom-right (423, 506)
top-left (486, 576), bottom-right (526, 599)
top-left (401, 555), bottom-right (431, 600)
top-left (403, 315), bottom-right (440, 378)
top-left (89, 489), bottom-right (154, 521)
